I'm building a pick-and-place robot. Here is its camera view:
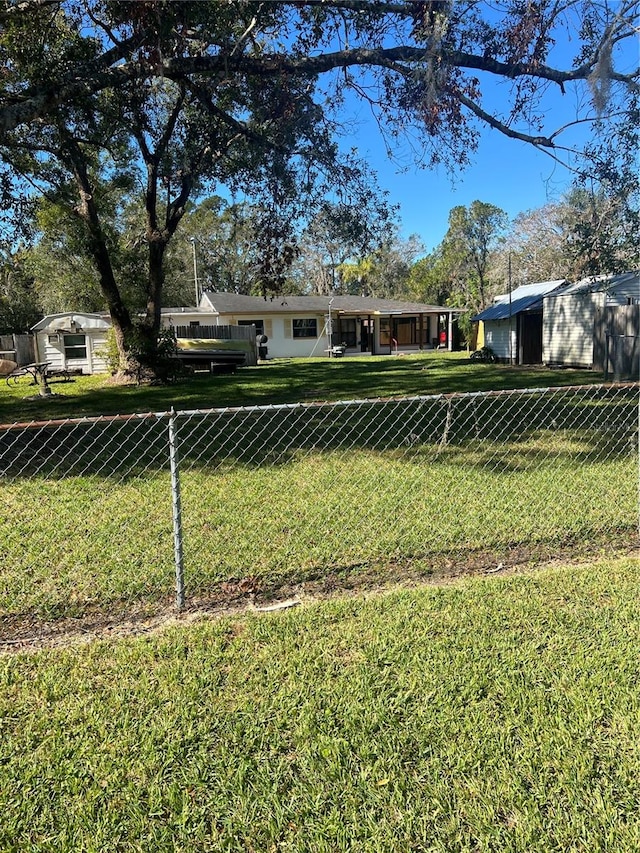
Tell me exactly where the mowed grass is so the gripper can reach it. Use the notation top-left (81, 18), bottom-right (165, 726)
top-left (0, 556), bottom-right (638, 852)
top-left (0, 352), bottom-right (602, 424)
top-left (1, 428), bottom-right (636, 621)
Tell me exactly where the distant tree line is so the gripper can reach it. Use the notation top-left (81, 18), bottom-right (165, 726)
top-left (3, 179), bottom-right (637, 348)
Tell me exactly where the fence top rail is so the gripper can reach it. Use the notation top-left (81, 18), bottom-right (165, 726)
top-left (1, 381), bottom-right (637, 432)
top-left (0, 410), bottom-right (169, 432)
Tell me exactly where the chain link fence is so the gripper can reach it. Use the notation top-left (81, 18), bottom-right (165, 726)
top-left (1, 383), bottom-right (638, 642)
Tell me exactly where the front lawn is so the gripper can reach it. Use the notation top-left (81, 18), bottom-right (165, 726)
top-left (0, 352), bottom-right (602, 423)
top-left (1, 555), bottom-right (638, 852)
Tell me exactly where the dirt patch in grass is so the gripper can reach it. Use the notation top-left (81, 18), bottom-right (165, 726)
top-left (2, 531), bottom-right (637, 655)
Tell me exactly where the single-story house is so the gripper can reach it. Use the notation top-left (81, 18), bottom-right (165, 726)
top-left (472, 280), bottom-right (566, 364)
top-left (163, 292), bottom-right (459, 359)
top-left (543, 271), bottom-right (640, 374)
top-left (30, 293), bottom-right (459, 374)
top-left (31, 312), bottom-right (111, 374)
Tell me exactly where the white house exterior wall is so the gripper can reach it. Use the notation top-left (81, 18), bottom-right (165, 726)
top-left (163, 310), bottom-right (211, 326)
top-left (264, 314), bottom-right (330, 358)
top-left (543, 291), bottom-right (603, 367)
top-left (483, 320), bottom-right (516, 361)
top-left (164, 311), bottom-right (331, 357)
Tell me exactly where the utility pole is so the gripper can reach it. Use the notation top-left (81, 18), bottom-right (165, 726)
top-left (190, 237), bottom-right (199, 306)
top-left (328, 297), bottom-right (334, 357)
top-left (508, 251), bottom-right (513, 365)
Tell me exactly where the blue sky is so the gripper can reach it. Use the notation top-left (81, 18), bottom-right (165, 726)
top-left (339, 12), bottom-right (639, 255)
top-left (344, 67), bottom-right (592, 254)
top-left (354, 122), bottom-right (573, 253)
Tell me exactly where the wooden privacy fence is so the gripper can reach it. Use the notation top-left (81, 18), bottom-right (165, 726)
top-left (172, 324), bottom-right (258, 367)
top-left (173, 324), bottom-right (256, 341)
top-left (0, 334), bottom-right (35, 366)
top-left (593, 305), bottom-right (639, 379)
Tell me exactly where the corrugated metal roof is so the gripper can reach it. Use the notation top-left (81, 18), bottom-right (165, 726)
top-left (493, 280), bottom-right (566, 304)
top-left (472, 280), bottom-right (566, 321)
top-left (31, 312), bottom-right (110, 332)
top-left (472, 294), bottom-right (545, 322)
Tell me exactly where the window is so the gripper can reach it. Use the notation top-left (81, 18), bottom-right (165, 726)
top-left (338, 318), bottom-right (357, 348)
top-left (238, 319), bottom-right (265, 336)
top-left (63, 334), bottom-right (87, 360)
top-left (381, 317), bottom-right (418, 347)
top-left (292, 318), bottom-right (317, 338)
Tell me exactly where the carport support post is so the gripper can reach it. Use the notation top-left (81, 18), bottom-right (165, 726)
top-left (168, 408), bottom-right (186, 609)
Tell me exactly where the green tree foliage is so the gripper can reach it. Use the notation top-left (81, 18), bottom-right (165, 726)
top-left (561, 184), bottom-right (640, 277)
top-left (339, 232), bottom-right (424, 299)
top-left (407, 251), bottom-right (451, 306)
top-left (406, 201), bottom-right (507, 344)
top-left (0, 245), bottom-right (40, 333)
top-left (0, 0), bottom-right (637, 374)
top-left (24, 193), bottom-right (148, 314)
top-left (441, 201), bottom-right (508, 311)
top-left (165, 197), bottom-right (262, 301)
top-left (295, 203), bottom-right (402, 296)
top-left (496, 181), bottom-right (640, 288)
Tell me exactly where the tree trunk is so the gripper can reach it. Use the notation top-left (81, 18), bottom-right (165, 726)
top-left (147, 237), bottom-right (166, 342)
top-left (63, 134), bottom-right (142, 374)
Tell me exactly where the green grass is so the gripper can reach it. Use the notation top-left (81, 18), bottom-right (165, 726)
top-left (0, 352), bottom-right (603, 424)
top-left (1, 422), bottom-right (636, 623)
top-left (0, 556), bottom-right (638, 852)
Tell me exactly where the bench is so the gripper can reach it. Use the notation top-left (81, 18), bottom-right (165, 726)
top-left (47, 367), bottom-right (83, 382)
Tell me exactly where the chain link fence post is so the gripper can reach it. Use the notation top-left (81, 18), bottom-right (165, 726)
top-left (168, 408), bottom-right (186, 609)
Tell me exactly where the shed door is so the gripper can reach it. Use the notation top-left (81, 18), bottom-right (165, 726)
top-left (519, 314), bottom-right (543, 364)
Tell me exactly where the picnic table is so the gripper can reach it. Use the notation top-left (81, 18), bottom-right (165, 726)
top-left (6, 362), bottom-right (53, 396)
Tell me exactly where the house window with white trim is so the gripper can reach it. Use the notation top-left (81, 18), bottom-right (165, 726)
top-left (63, 334), bottom-right (87, 360)
top-left (292, 318), bottom-right (317, 338)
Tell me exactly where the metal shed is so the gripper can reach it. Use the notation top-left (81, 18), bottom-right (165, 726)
top-left (473, 281), bottom-right (565, 364)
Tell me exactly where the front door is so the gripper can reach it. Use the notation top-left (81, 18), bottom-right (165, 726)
top-left (360, 319), bottom-right (370, 352)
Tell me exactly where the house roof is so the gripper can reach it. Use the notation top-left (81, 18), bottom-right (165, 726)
top-left (544, 270), bottom-right (640, 300)
top-left (472, 280), bottom-right (566, 322)
top-left (198, 292), bottom-right (455, 316)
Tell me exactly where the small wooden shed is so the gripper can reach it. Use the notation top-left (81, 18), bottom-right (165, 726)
top-left (32, 312), bottom-right (111, 374)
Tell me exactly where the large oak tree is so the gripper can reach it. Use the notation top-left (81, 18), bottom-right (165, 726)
top-left (0, 0), bottom-right (637, 373)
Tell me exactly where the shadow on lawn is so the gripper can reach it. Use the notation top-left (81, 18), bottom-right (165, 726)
top-left (0, 383), bottom-right (636, 481)
top-left (0, 353), bottom-right (602, 425)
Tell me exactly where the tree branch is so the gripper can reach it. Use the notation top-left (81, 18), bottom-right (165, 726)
top-left (454, 90), bottom-right (552, 146)
top-left (182, 78), bottom-right (287, 154)
top-left (2, 27), bottom-right (638, 136)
